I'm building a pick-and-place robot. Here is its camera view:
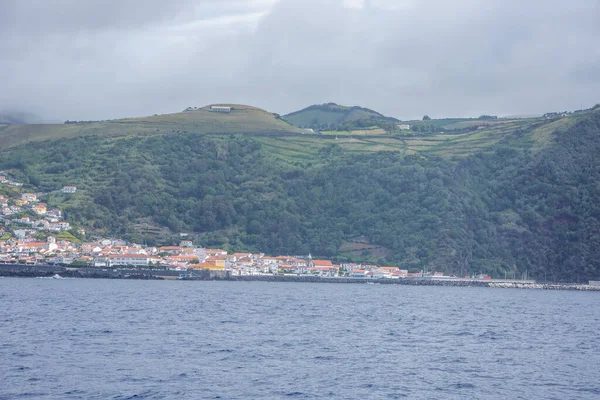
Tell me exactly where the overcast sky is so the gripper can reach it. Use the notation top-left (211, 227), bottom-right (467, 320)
top-left (1, 0), bottom-right (599, 121)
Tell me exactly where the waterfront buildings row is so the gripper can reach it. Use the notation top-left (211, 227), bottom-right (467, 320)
top-left (0, 171), bottom-right (486, 279)
top-left (0, 233), bottom-right (492, 280)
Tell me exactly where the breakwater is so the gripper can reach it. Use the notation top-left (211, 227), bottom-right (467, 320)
top-left (224, 274), bottom-right (600, 291)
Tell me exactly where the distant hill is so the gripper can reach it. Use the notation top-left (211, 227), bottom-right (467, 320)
top-left (1, 103), bottom-right (600, 281)
top-left (0, 104), bottom-right (300, 150)
top-left (283, 103), bottom-right (399, 130)
top-left (0, 110), bottom-right (43, 125)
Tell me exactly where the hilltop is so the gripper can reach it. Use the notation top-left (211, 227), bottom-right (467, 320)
top-left (0, 104), bottom-right (599, 281)
top-left (282, 103), bottom-right (399, 131)
top-left (0, 104), bottom-right (300, 150)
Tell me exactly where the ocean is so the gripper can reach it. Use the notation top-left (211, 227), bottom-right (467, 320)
top-left (1, 278), bottom-right (599, 399)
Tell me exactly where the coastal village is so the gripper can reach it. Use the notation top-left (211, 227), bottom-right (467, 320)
top-left (0, 171), bottom-right (480, 280)
top-left (2, 171), bottom-right (600, 290)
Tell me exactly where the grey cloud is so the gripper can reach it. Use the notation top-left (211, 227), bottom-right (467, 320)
top-left (0, 0), bottom-right (268, 34)
top-left (0, 0), bottom-right (598, 121)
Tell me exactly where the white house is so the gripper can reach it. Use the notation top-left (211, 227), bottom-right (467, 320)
top-left (107, 254), bottom-right (151, 267)
top-left (62, 186), bottom-right (77, 194)
top-left (21, 193), bottom-right (38, 202)
top-left (49, 222), bottom-right (70, 231)
top-left (398, 124), bottom-right (411, 130)
top-left (53, 256), bottom-right (74, 265)
top-left (349, 269), bottom-right (370, 278)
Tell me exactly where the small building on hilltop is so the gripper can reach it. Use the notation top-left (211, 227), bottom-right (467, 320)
top-left (210, 106), bottom-right (231, 113)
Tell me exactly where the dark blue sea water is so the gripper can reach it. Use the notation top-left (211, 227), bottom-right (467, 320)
top-left (1, 279), bottom-right (599, 399)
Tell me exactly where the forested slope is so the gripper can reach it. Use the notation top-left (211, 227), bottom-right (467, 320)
top-left (1, 109), bottom-right (599, 281)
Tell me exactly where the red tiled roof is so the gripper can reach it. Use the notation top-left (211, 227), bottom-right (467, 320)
top-left (312, 260), bottom-right (333, 267)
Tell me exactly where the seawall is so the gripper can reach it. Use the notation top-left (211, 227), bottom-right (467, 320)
top-left (1, 264), bottom-right (599, 291)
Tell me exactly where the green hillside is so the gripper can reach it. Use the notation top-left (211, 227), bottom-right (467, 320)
top-left (1, 106), bottom-right (599, 282)
top-left (0, 104), bottom-right (300, 150)
top-left (283, 103), bottom-right (398, 130)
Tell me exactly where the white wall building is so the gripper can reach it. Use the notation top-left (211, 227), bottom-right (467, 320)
top-left (210, 106), bottom-right (231, 113)
top-left (106, 254), bottom-right (151, 267)
top-left (62, 186), bottom-right (77, 193)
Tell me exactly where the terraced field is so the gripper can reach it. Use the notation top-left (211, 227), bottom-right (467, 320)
top-left (253, 116), bottom-right (563, 161)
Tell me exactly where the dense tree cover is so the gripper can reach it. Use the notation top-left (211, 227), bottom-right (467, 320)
top-left (1, 111), bottom-right (599, 281)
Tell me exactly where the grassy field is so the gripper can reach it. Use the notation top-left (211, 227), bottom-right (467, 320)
top-left (441, 119), bottom-right (517, 130)
top-left (404, 118), bottom-right (473, 129)
top-left (0, 104), bottom-right (301, 150)
top-left (252, 116), bottom-right (568, 162)
top-left (320, 127), bottom-right (386, 136)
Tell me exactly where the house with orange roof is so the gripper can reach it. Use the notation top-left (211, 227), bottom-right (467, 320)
top-left (32, 203), bottom-right (47, 215)
top-left (391, 270), bottom-right (408, 278)
top-left (190, 262), bottom-right (225, 271)
top-left (311, 259), bottom-right (333, 268)
top-left (168, 255), bottom-right (201, 264)
top-left (372, 266), bottom-right (400, 279)
top-left (203, 248), bottom-right (228, 256)
top-left (349, 269), bottom-right (371, 278)
top-left (158, 246), bottom-right (182, 255)
top-left (17, 241), bottom-right (52, 253)
top-left (205, 255), bottom-right (227, 268)
top-left (309, 264), bottom-right (339, 277)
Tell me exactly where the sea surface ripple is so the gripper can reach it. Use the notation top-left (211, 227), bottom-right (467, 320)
top-left (1, 279), bottom-right (599, 399)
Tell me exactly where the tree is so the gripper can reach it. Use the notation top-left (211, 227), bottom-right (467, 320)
top-left (422, 115), bottom-right (431, 121)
